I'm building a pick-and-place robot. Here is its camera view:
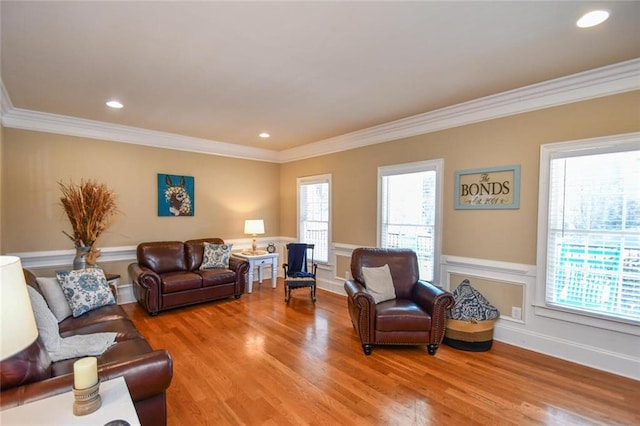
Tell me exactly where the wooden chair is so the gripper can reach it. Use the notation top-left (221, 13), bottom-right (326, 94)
top-left (282, 243), bottom-right (317, 302)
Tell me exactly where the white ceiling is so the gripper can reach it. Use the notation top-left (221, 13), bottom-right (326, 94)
top-left (2, 1), bottom-right (640, 153)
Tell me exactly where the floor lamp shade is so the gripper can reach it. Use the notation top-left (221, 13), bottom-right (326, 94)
top-left (1, 256), bottom-right (38, 360)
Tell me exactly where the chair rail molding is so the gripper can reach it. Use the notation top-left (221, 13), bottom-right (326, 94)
top-left (440, 255), bottom-right (639, 381)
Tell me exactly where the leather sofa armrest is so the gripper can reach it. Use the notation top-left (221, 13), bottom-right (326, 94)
top-left (0, 350), bottom-right (173, 410)
top-left (344, 279), bottom-right (377, 344)
top-left (228, 256), bottom-right (248, 273)
top-left (128, 263), bottom-right (162, 315)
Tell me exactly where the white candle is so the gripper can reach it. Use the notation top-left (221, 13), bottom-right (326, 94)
top-left (73, 357), bottom-right (98, 389)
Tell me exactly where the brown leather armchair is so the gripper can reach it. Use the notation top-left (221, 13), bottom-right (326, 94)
top-left (344, 248), bottom-right (455, 355)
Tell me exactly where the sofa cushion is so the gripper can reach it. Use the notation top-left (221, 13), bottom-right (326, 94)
top-left (200, 243), bottom-right (233, 269)
top-left (56, 269), bottom-right (116, 317)
top-left (137, 241), bottom-right (187, 274)
top-left (160, 271), bottom-right (203, 293)
top-left (196, 268), bottom-right (237, 287)
top-left (36, 277), bottom-right (72, 322)
top-left (376, 299), bottom-right (432, 332)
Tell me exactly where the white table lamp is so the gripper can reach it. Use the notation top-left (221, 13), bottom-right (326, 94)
top-left (244, 219), bottom-right (265, 254)
top-left (1, 256), bottom-right (38, 361)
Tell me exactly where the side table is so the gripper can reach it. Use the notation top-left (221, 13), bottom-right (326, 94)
top-left (105, 273), bottom-right (121, 303)
top-left (0, 376), bottom-right (140, 425)
top-left (233, 252), bottom-right (279, 293)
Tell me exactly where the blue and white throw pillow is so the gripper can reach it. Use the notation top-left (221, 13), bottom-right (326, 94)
top-left (200, 242), bottom-right (233, 269)
top-left (449, 279), bottom-right (500, 321)
top-left (56, 268), bottom-right (115, 317)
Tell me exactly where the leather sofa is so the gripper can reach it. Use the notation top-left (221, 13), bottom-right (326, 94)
top-left (344, 248), bottom-right (455, 355)
top-left (129, 238), bottom-right (249, 315)
top-left (0, 270), bottom-right (173, 426)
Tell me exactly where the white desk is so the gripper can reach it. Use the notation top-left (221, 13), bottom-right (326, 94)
top-left (233, 252), bottom-right (279, 293)
top-left (0, 376), bottom-right (140, 426)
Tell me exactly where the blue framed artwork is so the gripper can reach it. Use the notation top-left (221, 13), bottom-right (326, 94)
top-left (454, 165), bottom-right (520, 209)
top-left (157, 174), bottom-right (195, 216)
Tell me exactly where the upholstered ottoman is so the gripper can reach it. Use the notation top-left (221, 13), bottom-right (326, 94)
top-left (444, 279), bottom-right (499, 352)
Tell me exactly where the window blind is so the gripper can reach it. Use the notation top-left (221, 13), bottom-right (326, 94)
top-left (380, 169), bottom-right (437, 281)
top-left (299, 176), bottom-right (330, 263)
top-left (546, 150), bottom-right (640, 322)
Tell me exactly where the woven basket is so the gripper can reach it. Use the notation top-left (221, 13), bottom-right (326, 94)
top-left (443, 319), bottom-right (496, 352)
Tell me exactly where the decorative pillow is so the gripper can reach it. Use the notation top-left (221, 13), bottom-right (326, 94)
top-left (200, 243), bottom-right (233, 269)
top-left (36, 277), bottom-right (72, 322)
top-left (361, 264), bottom-right (397, 304)
top-left (27, 286), bottom-right (61, 353)
top-left (449, 279), bottom-right (500, 321)
top-left (56, 268), bottom-right (115, 317)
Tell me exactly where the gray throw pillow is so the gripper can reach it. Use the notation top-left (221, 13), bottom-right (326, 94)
top-left (36, 277), bottom-right (72, 322)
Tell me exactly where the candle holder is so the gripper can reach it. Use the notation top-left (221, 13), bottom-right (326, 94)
top-left (72, 380), bottom-right (102, 416)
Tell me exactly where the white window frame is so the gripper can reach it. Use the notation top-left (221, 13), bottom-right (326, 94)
top-left (377, 159), bottom-right (444, 283)
top-left (297, 174), bottom-right (332, 264)
top-left (535, 132), bottom-right (640, 336)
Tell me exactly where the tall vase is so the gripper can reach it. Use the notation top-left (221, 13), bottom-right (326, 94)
top-left (73, 246), bottom-right (91, 270)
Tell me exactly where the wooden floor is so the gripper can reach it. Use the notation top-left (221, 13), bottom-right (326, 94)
top-left (122, 278), bottom-right (639, 426)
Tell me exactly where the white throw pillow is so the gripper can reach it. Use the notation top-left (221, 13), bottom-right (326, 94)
top-left (36, 277), bottom-right (72, 322)
top-left (361, 264), bottom-right (396, 304)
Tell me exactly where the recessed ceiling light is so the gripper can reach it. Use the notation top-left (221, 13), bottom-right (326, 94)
top-left (106, 100), bottom-right (123, 109)
top-left (259, 132), bottom-right (270, 138)
top-left (577, 10), bottom-right (610, 28)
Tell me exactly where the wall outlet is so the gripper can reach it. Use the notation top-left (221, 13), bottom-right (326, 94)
top-left (345, 271), bottom-right (350, 280)
top-left (511, 306), bottom-right (522, 320)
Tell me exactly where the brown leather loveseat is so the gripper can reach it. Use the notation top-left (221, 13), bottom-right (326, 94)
top-left (129, 238), bottom-right (249, 315)
top-left (0, 270), bottom-right (173, 426)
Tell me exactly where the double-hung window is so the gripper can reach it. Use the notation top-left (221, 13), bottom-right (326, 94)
top-left (297, 174), bottom-right (331, 263)
top-left (537, 133), bottom-right (640, 327)
top-left (378, 160), bottom-right (443, 282)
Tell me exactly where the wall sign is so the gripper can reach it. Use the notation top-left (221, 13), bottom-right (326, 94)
top-left (454, 165), bottom-right (520, 209)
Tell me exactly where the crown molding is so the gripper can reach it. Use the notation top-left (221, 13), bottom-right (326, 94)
top-left (1, 108), bottom-right (281, 163)
top-left (1, 58), bottom-right (638, 163)
top-left (278, 58), bottom-right (640, 162)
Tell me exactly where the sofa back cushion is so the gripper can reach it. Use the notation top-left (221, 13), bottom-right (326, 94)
top-left (137, 241), bottom-right (187, 274)
top-left (184, 238), bottom-right (225, 271)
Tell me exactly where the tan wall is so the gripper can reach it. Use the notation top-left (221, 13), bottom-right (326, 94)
top-left (280, 91), bottom-right (640, 265)
top-left (1, 129), bottom-right (280, 253)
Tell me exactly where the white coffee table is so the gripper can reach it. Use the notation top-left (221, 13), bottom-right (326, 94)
top-left (233, 251), bottom-right (279, 293)
top-left (0, 376), bottom-right (140, 425)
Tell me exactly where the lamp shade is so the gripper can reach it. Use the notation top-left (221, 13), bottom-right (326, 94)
top-left (244, 219), bottom-right (265, 235)
top-left (1, 256), bottom-right (38, 360)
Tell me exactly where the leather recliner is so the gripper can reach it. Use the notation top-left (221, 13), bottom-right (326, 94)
top-left (344, 248), bottom-right (455, 355)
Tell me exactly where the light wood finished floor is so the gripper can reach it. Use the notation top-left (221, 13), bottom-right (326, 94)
top-left (122, 278), bottom-right (639, 425)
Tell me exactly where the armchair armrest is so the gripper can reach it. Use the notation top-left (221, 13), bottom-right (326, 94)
top-left (413, 280), bottom-right (455, 345)
top-left (344, 280), bottom-right (377, 344)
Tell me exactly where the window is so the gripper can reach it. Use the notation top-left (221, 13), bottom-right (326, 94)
top-left (378, 160), bottom-right (443, 282)
top-left (538, 133), bottom-right (640, 325)
top-left (298, 174), bottom-right (331, 263)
